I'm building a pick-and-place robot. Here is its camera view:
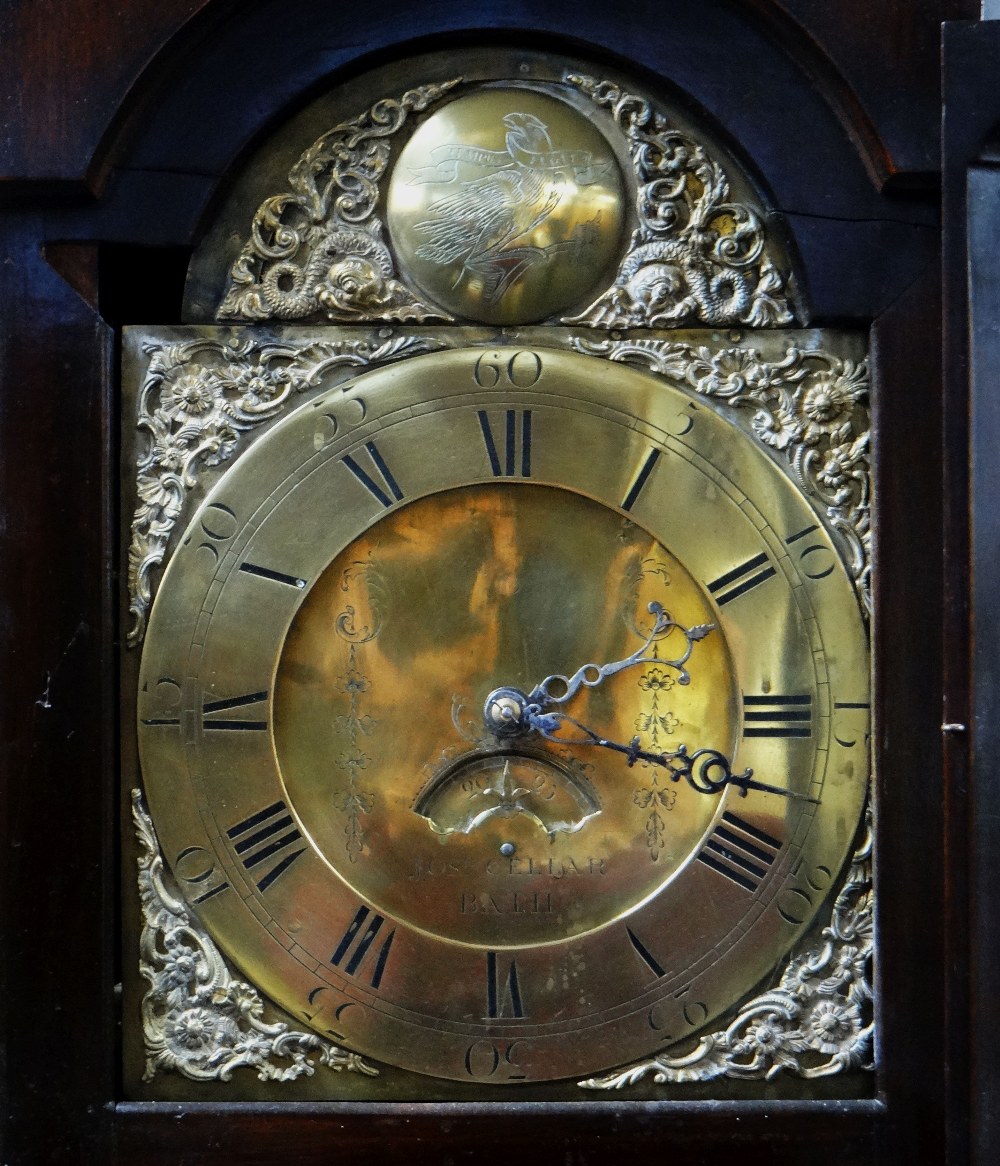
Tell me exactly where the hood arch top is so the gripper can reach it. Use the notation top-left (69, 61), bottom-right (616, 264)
top-left (185, 48), bottom-right (801, 329)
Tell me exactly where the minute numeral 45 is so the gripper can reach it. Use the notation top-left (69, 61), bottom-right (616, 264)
top-left (696, 811), bottom-right (782, 894)
top-left (743, 693), bottom-right (813, 738)
top-left (341, 440), bottom-right (404, 508)
top-left (707, 553), bottom-right (777, 606)
top-left (330, 906), bottom-right (396, 990)
top-left (227, 800), bottom-right (306, 894)
top-left (478, 409), bottom-right (532, 477)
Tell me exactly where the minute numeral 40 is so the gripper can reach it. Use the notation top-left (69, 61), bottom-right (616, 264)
top-left (743, 694), bottom-right (813, 738)
top-left (330, 906), bottom-right (396, 990)
top-left (478, 409), bottom-right (532, 477)
top-left (696, 811), bottom-right (782, 894)
top-left (227, 800), bottom-right (306, 894)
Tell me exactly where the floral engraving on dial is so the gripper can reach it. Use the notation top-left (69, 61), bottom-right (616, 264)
top-left (132, 789), bottom-right (377, 1083)
top-left (218, 82), bottom-right (461, 323)
top-left (127, 333), bottom-right (445, 647)
top-left (579, 807), bottom-right (872, 1087)
top-left (563, 75), bottom-right (795, 329)
top-left (331, 557), bottom-right (384, 861)
top-left (573, 337), bottom-right (872, 613)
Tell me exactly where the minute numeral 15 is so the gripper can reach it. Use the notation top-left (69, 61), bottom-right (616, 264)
top-left (478, 409), bottom-right (532, 477)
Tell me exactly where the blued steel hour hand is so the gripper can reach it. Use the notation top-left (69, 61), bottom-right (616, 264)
top-left (520, 601), bottom-right (713, 708)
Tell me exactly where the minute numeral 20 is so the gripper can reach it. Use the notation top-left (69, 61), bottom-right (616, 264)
top-left (330, 906), bottom-right (396, 990)
top-left (478, 409), bottom-right (532, 477)
top-left (707, 553), bottom-right (777, 606)
top-left (227, 799), bottom-right (306, 894)
top-left (341, 440), bottom-right (404, 508)
top-left (696, 811), bottom-right (782, 894)
top-left (743, 693), bottom-right (812, 738)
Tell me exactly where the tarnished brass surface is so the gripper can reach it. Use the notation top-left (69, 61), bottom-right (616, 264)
top-left (275, 486), bottom-right (734, 948)
top-left (136, 346), bottom-right (869, 1084)
top-left (387, 89), bottom-right (626, 324)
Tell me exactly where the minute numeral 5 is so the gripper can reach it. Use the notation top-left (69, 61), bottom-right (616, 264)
top-left (478, 408), bottom-right (532, 477)
top-left (743, 693), bottom-right (812, 738)
top-left (227, 800), bottom-right (306, 894)
top-left (696, 811), bottom-right (782, 894)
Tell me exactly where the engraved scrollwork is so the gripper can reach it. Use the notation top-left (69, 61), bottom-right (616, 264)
top-left (572, 337), bottom-right (871, 613)
top-left (563, 75), bottom-right (794, 329)
top-left (218, 82), bottom-right (461, 323)
top-left (132, 789), bottom-right (378, 1084)
top-left (580, 806), bottom-right (872, 1087)
top-left (127, 333), bottom-right (445, 647)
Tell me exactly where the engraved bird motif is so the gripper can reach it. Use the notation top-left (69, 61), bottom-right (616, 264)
top-left (412, 112), bottom-right (573, 304)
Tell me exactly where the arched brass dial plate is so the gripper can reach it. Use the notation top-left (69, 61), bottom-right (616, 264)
top-left (137, 347), bottom-right (868, 1084)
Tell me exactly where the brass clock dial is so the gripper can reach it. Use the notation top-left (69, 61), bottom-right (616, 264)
top-left (137, 346), bottom-right (869, 1084)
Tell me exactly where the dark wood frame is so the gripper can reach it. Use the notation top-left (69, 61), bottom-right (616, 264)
top-left (0, 2), bottom-right (988, 1161)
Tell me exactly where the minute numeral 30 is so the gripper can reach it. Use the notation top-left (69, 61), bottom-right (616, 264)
top-left (227, 800), bottom-right (306, 894)
top-left (743, 693), bottom-right (813, 738)
top-left (478, 409), bottom-right (532, 477)
top-left (696, 811), bottom-right (782, 894)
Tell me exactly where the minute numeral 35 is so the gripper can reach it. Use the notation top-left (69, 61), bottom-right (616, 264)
top-left (478, 408), bottom-right (532, 477)
top-left (696, 811), bottom-right (782, 894)
top-left (707, 553), bottom-right (777, 606)
top-left (743, 693), bottom-right (812, 738)
top-left (227, 800), bottom-right (306, 894)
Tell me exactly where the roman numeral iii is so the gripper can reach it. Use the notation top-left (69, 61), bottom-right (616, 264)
top-left (743, 693), bottom-right (813, 738)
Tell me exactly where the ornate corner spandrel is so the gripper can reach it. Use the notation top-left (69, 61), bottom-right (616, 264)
top-left (132, 789), bottom-right (378, 1084)
top-left (218, 81), bottom-right (461, 324)
top-left (126, 331), bottom-right (446, 647)
top-left (563, 75), bottom-right (796, 330)
top-left (579, 806), bottom-right (873, 1088)
top-left (571, 336), bottom-right (871, 615)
